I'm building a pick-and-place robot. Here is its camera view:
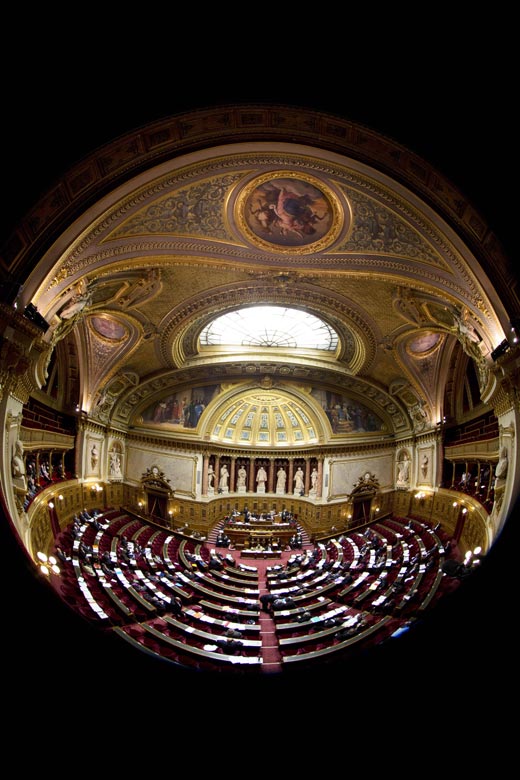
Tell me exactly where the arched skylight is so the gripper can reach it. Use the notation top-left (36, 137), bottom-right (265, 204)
top-left (200, 306), bottom-right (338, 350)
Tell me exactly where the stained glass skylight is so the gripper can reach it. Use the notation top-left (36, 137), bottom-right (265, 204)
top-left (200, 306), bottom-right (338, 350)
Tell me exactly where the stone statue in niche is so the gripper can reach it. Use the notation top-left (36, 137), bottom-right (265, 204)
top-left (110, 451), bottom-right (122, 478)
top-left (12, 439), bottom-right (27, 491)
top-left (397, 454), bottom-right (410, 486)
top-left (276, 467), bottom-right (287, 494)
top-left (219, 464), bottom-right (229, 493)
top-left (91, 444), bottom-right (99, 470)
top-left (494, 447), bottom-right (508, 489)
top-left (256, 465), bottom-right (267, 493)
top-left (207, 464), bottom-right (215, 494)
top-left (293, 467), bottom-right (304, 495)
top-left (237, 465), bottom-right (247, 492)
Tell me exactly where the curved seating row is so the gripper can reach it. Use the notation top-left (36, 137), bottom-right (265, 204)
top-left (51, 509), bottom-right (462, 674)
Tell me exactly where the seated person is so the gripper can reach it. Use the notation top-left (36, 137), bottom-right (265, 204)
top-left (216, 637), bottom-right (243, 654)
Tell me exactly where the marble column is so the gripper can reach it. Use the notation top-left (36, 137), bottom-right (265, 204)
top-left (304, 459), bottom-right (310, 496)
top-left (230, 456), bottom-right (236, 493)
top-left (248, 459), bottom-right (255, 493)
top-left (317, 459), bottom-right (323, 498)
top-left (268, 458), bottom-right (275, 493)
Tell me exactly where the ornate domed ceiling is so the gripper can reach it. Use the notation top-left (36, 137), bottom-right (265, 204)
top-left (14, 110), bottom-right (511, 450)
top-left (1, 85), bottom-right (518, 704)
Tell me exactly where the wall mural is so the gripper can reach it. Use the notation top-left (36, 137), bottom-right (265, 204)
top-left (141, 385), bottom-right (221, 429)
top-left (311, 389), bottom-right (385, 434)
top-left (140, 383), bottom-right (385, 436)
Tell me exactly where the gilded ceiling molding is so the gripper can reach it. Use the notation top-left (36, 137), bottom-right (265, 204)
top-left (89, 149), bottom-right (453, 270)
top-left (109, 170), bottom-right (246, 244)
top-left (199, 381), bottom-right (330, 448)
top-left (40, 147), bottom-right (488, 315)
top-left (158, 282), bottom-right (375, 372)
top-left (489, 349), bottom-right (520, 416)
top-left (0, 304), bottom-right (51, 404)
top-left (2, 106), bottom-right (512, 318)
top-left (89, 370), bottom-right (140, 424)
top-left (72, 312), bottom-right (143, 414)
top-left (113, 366), bottom-right (410, 438)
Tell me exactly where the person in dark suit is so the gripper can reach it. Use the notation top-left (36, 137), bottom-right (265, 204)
top-left (55, 546), bottom-right (71, 563)
top-left (260, 593), bottom-right (275, 612)
top-left (170, 595), bottom-right (183, 615)
top-left (217, 637), bottom-right (243, 654)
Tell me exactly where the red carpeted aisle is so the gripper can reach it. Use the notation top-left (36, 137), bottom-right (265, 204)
top-left (254, 556), bottom-right (283, 672)
top-left (244, 546), bottom-right (311, 674)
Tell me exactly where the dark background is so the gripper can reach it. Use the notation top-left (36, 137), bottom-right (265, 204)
top-left (1, 38), bottom-right (518, 730)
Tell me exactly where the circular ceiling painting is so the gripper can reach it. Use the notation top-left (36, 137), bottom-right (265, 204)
top-left (236, 171), bottom-right (345, 253)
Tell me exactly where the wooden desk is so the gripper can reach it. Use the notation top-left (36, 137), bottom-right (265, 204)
top-left (116, 624), bottom-right (263, 667)
top-left (276, 603), bottom-right (350, 632)
top-left (210, 569), bottom-right (261, 588)
top-left (93, 561), bottom-right (133, 617)
top-left (183, 607), bottom-right (261, 633)
top-left (278, 610), bottom-right (359, 647)
top-left (199, 600), bottom-right (259, 619)
top-left (176, 571), bottom-right (259, 608)
top-left (164, 615), bottom-right (262, 649)
top-left (226, 525), bottom-right (293, 549)
top-left (272, 597), bottom-right (332, 619)
top-left (113, 566), bottom-right (157, 613)
top-left (240, 550), bottom-right (282, 559)
top-left (282, 616), bottom-right (393, 663)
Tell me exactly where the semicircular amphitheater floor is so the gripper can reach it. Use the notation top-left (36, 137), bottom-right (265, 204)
top-left (49, 508), bottom-right (463, 675)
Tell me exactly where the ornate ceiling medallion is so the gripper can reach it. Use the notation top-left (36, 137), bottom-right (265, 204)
top-left (235, 171), bottom-right (345, 254)
top-left (406, 331), bottom-right (443, 357)
top-left (89, 315), bottom-right (128, 342)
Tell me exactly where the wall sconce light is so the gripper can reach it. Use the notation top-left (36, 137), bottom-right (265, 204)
top-left (48, 501), bottom-right (54, 509)
top-left (36, 551), bottom-right (60, 576)
top-left (462, 546), bottom-right (482, 570)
